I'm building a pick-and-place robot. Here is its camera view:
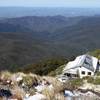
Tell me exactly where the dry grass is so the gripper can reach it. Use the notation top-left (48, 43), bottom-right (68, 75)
top-left (28, 73), bottom-right (42, 83)
top-left (41, 76), bottom-right (64, 100)
top-left (0, 97), bottom-right (7, 100)
top-left (0, 71), bottom-right (12, 80)
top-left (55, 93), bottom-right (65, 100)
top-left (42, 88), bottom-right (54, 100)
top-left (42, 88), bottom-right (64, 100)
top-left (11, 85), bottom-right (25, 99)
top-left (0, 71), bottom-right (65, 100)
top-left (0, 97), bottom-right (3, 100)
top-left (43, 76), bottom-right (64, 93)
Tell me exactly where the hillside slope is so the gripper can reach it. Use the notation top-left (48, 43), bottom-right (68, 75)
top-left (0, 16), bottom-right (99, 70)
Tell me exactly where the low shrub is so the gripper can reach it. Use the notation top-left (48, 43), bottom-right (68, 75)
top-left (22, 75), bottom-right (33, 88)
top-left (83, 76), bottom-right (100, 85)
top-left (42, 88), bottom-right (54, 100)
top-left (93, 77), bottom-right (100, 85)
top-left (96, 72), bottom-right (100, 76)
top-left (70, 78), bottom-right (83, 88)
top-left (0, 71), bottom-right (12, 80)
top-left (83, 76), bottom-right (94, 83)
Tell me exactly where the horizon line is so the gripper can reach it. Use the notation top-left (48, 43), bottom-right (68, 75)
top-left (0, 6), bottom-right (100, 8)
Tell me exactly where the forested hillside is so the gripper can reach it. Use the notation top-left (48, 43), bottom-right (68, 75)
top-left (0, 16), bottom-right (99, 71)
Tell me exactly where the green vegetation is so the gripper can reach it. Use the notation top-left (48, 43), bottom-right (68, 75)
top-left (96, 72), bottom-right (100, 76)
top-left (0, 16), bottom-right (100, 72)
top-left (22, 75), bottom-right (34, 87)
top-left (83, 76), bottom-right (94, 83)
top-left (89, 49), bottom-right (100, 59)
top-left (70, 78), bottom-right (83, 88)
top-left (48, 64), bottom-right (66, 76)
top-left (61, 78), bottom-right (84, 90)
top-left (63, 76), bottom-right (100, 89)
top-left (93, 77), bottom-right (100, 85)
top-left (0, 71), bottom-right (12, 80)
top-left (18, 58), bottom-right (68, 76)
top-left (83, 76), bottom-right (100, 85)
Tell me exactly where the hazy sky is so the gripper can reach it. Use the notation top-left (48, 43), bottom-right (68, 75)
top-left (0, 0), bottom-right (100, 7)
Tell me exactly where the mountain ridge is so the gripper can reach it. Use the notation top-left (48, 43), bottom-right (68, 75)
top-left (0, 15), bottom-right (99, 69)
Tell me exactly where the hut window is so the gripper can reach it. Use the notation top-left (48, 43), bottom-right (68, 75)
top-left (88, 72), bottom-right (91, 75)
top-left (64, 73), bottom-right (67, 75)
top-left (82, 71), bottom-right (85, 75)
top-left (67, 73), bottom-right (71, 77)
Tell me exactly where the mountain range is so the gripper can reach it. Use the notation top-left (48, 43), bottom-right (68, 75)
top-left (0, 7), bottom-right (100, 18)
top-left (0, 15), bottom-right (100, 69)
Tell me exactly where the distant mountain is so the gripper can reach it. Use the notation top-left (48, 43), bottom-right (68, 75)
top-left (48, 16), bottom-right (100, 58)
top-left (0, 7), bottom-right (100, 18)
top-left (0, 15), bottom-right (81, 33)
top-left (0, 15), bottom-right (100, 70)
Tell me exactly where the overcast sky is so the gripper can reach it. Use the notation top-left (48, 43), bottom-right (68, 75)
top-left (0, 0), bottom-right (100, 7)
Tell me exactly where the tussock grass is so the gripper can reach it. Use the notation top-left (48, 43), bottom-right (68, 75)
top-left (0, 71), bottom-right (65, 99)
top-left (42, 76), bottom-right (63, 92)
top-left (11, 85), bottom-right (25, 99)
top-left (55, 93), bottom-right (64, 100)
top-left (42, 88), bottom-right (54, 100)
top-left (23, 75), bottom-right (34, 87)
top-left (0, 71), bottom-right (12, 80)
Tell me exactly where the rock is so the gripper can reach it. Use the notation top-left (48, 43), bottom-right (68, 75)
top-left (64, 90), bottom-right (74, 97)
top-left (24, 92), bottom-right (46, 100)
top-left (0, 89), bottom-right (12, 98)
top-left (35, 85), bottom-right (46, 92)
top-left (16, 76), bottom-right (23, 82)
